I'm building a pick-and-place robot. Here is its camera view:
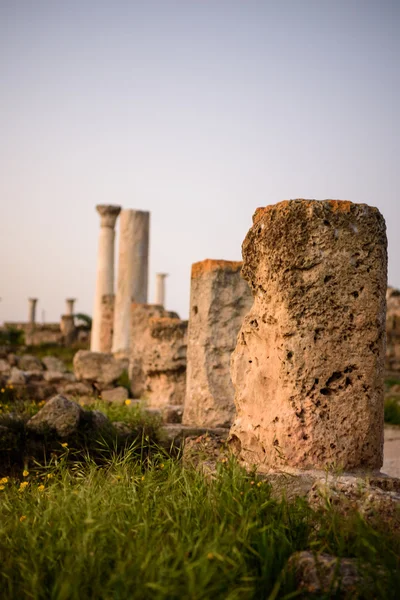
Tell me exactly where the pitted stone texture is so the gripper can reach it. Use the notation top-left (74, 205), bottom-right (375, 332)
top-left (230, 200), bottom-right (387, 472)
top-left (73, 350), bottom-right (124, 387)
top-left (142, 318), bottom-right (188, 407)
top-left (99, 294), bottom-right (115, 353)
top-left (183, 259), bottom-right (252, 428)
top-left (129, 303), bottom-right (179, 398)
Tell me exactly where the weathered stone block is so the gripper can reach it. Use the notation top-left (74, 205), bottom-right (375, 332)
top-left (142, 318), bottom-right (188, 408)
top-left (229, 199), bottom-right (387, 472)
top-left (73, 350), bottom-right (124, 387)
top-left (99, 294), bottom-right (115, 353)
top-left (183, 259), bottom-right (252, 428)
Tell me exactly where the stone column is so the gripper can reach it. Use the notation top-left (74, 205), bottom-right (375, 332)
top-left (65, 298), bottom-right (76, 316)
top-left (28, 298), bottom-right (38, 326)
top-left (182, 260), bottom-right (253, 428)
top-left (155, 273), bottom-right (168, 306)
top-left (99, 294), bottom-right (115, 353)
top-left (112, 209), bottom-right (150, 355)
top-left (229, 199), bottom-right (387, 473)
top-left (90, 205), bottom-right (121, 352)
top-left (60, 315), bottom-right (76, 346)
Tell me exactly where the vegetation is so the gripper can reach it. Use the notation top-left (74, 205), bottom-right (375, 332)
top-left (74, 313), bottom-right (92, 331)
top-left (16, 344), bottom-right (78, 370)
top-left (0, 326), bottom-right (25, 346)
top-left (384, 397), bottom-right (400, 426)
top-left (0, 451), bottom-right (399, 600)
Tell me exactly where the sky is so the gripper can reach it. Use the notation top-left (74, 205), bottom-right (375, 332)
top-left (0, 0), bottom-right (399, 323)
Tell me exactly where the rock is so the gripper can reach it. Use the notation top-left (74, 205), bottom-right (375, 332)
top-left (160, 424), bottom-right (229, 448)
top-left (73, 350), bottom-right (124, 387)
top-left (308, 473), bottom-right (400, 532)
top-left (183, 259), bottom-right (252, 428)
top-left (0, 359), bottom-right (11, 377)
top-left (42, 356), bottom-right (67, 373)
top-left (286, 551), bottom-right (361, 598)
top-left (101, 386), bottom-right (129, 404)
top-left (142, 318), bottom-right (188, 408)
top-left (27, 395), bottom-right (84, 438)
top-left (24, 382), bottom-right (58, 402)
top-left (183, 430), bottom-right (231, 473)
top-left (24, 370), bottom-right (44, 383)
top-left (43, 371), bottom-right (75, 383)
top-left (162, 404), bottom-right (184, 423)
top-left (86, 409), bottom-right (112, 433)
top-left (229, 200), bottom-right (387, 472)
top-left (113, 421), bottom-right (133, 439)
top-left (63, 382), bottom-right (93, 397)
top-left (7, 353), bottom-right (18, 367)
top-left (129, 303), bottom-right (179, 398)
top-left (77, 395), bottom-right (98, 407)
top-left (8, 367), bottom-right (26, 385)
top-left (17, 354), bottom-right (44, 371)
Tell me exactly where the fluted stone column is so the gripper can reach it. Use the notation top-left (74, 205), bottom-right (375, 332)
top-left (91, 205), bottom-right (121, 352)
top-left (65, 298), bottom-right (76, 316)
top-left (112, 209), bottom-right (150, 355)
top-left (155, 273), bottom-right (168, 306)
top-left (28, 298), bottom-right (38, 326)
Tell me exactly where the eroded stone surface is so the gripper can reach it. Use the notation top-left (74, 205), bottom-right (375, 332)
top-left (27, 395), bottom-right (84, 438)
top-left (128, 303), bottom-right (178, 398)
top-left (142, 317), bottom-right (188, 407)
top-left (230, 200), bottom-right (387, 472)
top-left (183, 259), bottom-right (253, 428)
top-left (99, 294), bottom-right (115, 353)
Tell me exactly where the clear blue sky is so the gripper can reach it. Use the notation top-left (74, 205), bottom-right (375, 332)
top-left (1, 0), bottom-right (399, 323)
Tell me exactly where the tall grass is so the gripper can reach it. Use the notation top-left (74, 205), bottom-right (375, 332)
top-left (0, 451), bottom-right (399, 599)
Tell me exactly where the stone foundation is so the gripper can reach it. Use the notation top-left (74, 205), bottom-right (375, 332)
top-left (229, 199), bottom-right (387, 472)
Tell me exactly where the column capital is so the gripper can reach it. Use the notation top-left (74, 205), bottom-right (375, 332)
top-left (96, 205), bottom-right (121, 228)
top-left (28, 298), bottom-right (38, 304)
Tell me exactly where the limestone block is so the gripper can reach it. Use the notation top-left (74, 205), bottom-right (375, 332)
top-left (99, 294), bottom-right (115, 353)
top-left (142, 318), bottom-right (188, 408)
top-left (0, 359), bottom-right (11, 377)
top-left (42, 356), bottom-right (67, 373)
top-left (128, 303), bottom-right (178, 398)
top-left (73, 350), bottom-right (124, 387)
top-left (229, 199), bottom-right (387, 472)
top-left (101, 386), bottom-right (129, 404)
top-left (18, 355), bottom-right (43, 371)
top-left (8, 367), bottom-right (26, 385)
top-left (183, 259), bottom-right (253, 428)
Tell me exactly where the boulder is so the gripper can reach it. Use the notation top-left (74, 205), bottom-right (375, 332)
top-left (42, 356), bottom-right (67, 373)
top-left (73, 350), bottom-right (124, 387)
top-left (0, 359), bottom-right (11, 377)
top-left (43, 371), bottom-right (75, 384)
top-left (101, 386), bottom-right (129, 404)
top-left (27, 395), bottom-right (84, 438)
top-left (8, 367), bottom-right (26, 385)
top-left (18, 354), bottom-right (43, 371)
top-left (63, 382), bottom-right (93, 397)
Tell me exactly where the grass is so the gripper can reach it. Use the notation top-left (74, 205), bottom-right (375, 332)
top-left (16, 344), bottom-right (85, 371)
top-left (0, 452), bottom-right (399, 600)
top-left (384, 397), bottom-right (400, 425)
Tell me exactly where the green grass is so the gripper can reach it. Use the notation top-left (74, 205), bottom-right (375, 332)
top-left (17, 344), bottom-right (84, 371)
top-left (0, 453), bottom-right (399, 600)
top-left (82, 398), bottom-right (162, 428)
top-left (384, 397), bottom-right (400, 425)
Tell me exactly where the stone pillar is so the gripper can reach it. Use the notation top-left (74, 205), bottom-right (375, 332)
top-left (155, 273), bottom-right (168, 306)
top-left (65, 298), bottom-right (76, 316)
top-left (60, 315), bottom-right (76, 346)
top-left (182, 260), bottom-right (253, 428)
top-left (99, 294), bottom-right (115, 353)
top-left (90, 205), bottom-right (121, 352)
top-left (229, 199), bottom-right (387, 473)
top-left (112, 209), bottom-right (150, 355)
top-left (28, 298), bottom-right (38, 326)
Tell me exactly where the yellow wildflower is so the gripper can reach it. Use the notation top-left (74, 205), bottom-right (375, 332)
top-left (124, 399), bottom-right (132, 406)
top-left (20, 515), bottom-right (27, 522)
top-left (46, 473), bottom-right (54, 479)
top-left (0, 477), bottom-right (8, 484)
top-left (61, 442), bottom-right (68, 448)
top-left (257, 481), bottom-right (262, 487)
top-left (18, 482), bottom-right (29, 492)
top-left (0, 485), bottom-right (5, 491)
top-left (8, 384), bottom-right (13, 390)
top-left (23, 470), bottom-right (29, 477)
top-left (141, 475), bottom-right (145, 481)
top-left (38, 485), bottom-right (45, 492)
top-left (207, 553), bottom-right (214, 560)
top-left (160, 464), bottom-right (165, 469)
top-left (0, 389), bottom-right (4, 393)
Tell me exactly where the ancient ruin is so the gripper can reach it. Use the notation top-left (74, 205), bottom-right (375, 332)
top-left (155, 273), bottom-right (168, 306)
top-left (99, 294), bottom-right (115, 353)
top-left (112, 209), bottom-right (150, 356)
top-left (229, 199), bottom-right (387, 472)
top-left (91, 204), bottom-right (121, 352)
top-left (183, 259), bottom-right (253, 428)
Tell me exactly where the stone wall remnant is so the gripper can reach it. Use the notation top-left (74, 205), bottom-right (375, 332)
top-left (129, 303), bottom-right (178, 398)
top-left (91, 204), bottom-right (121, 352)
top-left (182, 259), bottom-right (253, 428)
top-left (142, 317), bottom-right (188, 407)
top-left (229, 199), bottom-right (387, 472)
